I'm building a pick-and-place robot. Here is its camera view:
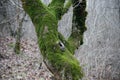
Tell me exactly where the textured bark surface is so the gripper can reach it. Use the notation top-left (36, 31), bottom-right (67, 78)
top-left (75, 0), bottom-right (120, 80)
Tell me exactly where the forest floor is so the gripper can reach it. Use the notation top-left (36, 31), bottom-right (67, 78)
top-left (0, 36), bottom-right (53, 80)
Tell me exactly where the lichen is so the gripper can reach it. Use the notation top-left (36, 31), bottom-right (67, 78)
top-left (21, 0), bottom-right (84, 80)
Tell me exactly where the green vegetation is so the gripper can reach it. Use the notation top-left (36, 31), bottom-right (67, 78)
top-left (21, 0), bottom-right (87, 79)
top-left (63, 0), bottom-right (72, 14)
top-left (68, 0), bottom-right (87, 50)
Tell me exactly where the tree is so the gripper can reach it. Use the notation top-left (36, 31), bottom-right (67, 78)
top-left (21, 0), bottom-right (83, 80)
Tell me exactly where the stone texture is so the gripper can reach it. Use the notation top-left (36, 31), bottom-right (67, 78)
top-left (58, 6), bottom-right (73, 40)
top-left (75, 0), bottom-right (120, 80)
top-left (0, 0), bottom-right (37, 40)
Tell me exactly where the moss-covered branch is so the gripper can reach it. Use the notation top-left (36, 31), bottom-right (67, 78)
top-left (67, 0), bottom-right (87, 51)
top-left (21, 0), bottom-right (83, 80)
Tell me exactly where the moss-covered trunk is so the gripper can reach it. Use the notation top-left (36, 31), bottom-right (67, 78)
top-left (21, 0), bottom-right (84, 80)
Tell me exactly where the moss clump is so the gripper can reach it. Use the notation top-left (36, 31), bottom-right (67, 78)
top-left (62, 0), bottom-right (72, 14)
top-left (68, 0), bottom-right (87, 51)
top-left (21, 0), bottom-right (84, 80)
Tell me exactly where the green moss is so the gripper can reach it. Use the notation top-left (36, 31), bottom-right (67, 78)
top-left (21, 0), bottom-right (84, 80)
top-left (68, 0), bottom-right (87, 51)
top-left (58, 33), bottom-right (75, 54)
top-left (48, 0), bottom-right (65, 19)
top-left (62, 0), bottom-right (72, 14)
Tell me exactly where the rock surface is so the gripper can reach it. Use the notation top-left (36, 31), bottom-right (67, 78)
top-left (75, 0), bottom-right (120, 80)
top-left (58, 6), bottom-right (73, 40)
top-left (0, 0), bottom-right (36, 40)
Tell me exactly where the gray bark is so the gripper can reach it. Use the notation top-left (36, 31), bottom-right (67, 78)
top-left (75, 0), bottom-right (120, 80)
